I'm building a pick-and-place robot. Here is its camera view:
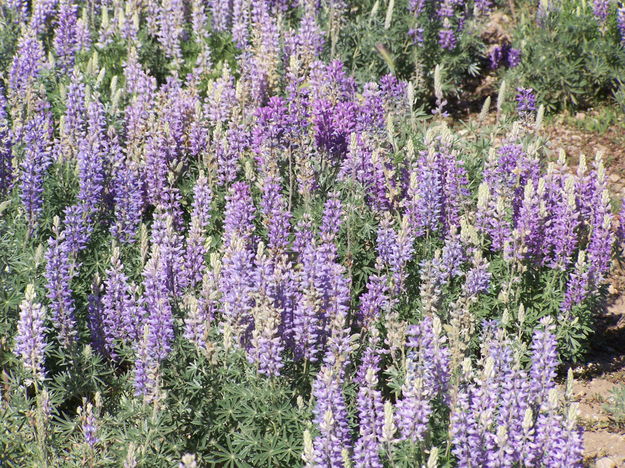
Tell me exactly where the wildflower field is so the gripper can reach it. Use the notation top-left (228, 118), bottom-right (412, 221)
top-left (1, 0), bottom-right (625, 466)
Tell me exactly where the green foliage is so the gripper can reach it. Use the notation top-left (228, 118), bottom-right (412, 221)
top-left (333, 0), bottom-right (486, 104)
top-left (604, 384), bottom-right (625, 428)
top-left (509, 0), bottom-right (625, 111)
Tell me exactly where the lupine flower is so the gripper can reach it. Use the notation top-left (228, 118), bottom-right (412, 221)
top-left (133, 324), bottom-right (160, 399)
top-left (102, 247), bottom-right (140, 357)
top-left (353, 348), bottom-right (384, 468)
top-left (151, 210), bottom-right (185, 295)
top-left (15, 285), bottom-right (47, 382)
top-left (593, 0), bottom-right (610, 22)
top-left (438, 26), bottom-right (457, 50)
top-left (45, 232), bottom-right (77, 348)
top-left (260, 173), bottom-right (291, 254)
top-left (618, 7), bottom-right (625, 44)
top-left (533, 391), bottom-right (584, 467)
top-left (339, 134), bottom-right (392, 211)
top-left (516, 87), bottom-right (537, 115)
top-left (489, 45), bottom-right (505, 69)
top-left (288, 2), bottom-right (324, 63)
top-left (158, 0), bottom-right (184, 64)
top-left (184, 268), bottom-right (219, 351)
top-left (507, 48), bottom-right (521, 67)
top-left (62, 71), bottom-right (87, 151)
top-left (54, 0), bottom-right (78, 72)
top-left (0, 87), bottom-right (12, 196)
top-left (396, 317), bottom-right (450, 442)
top-left (220, 236), bottom-right (256, 346)
top-left (475, 0), bottom-right (493, 14)
top-left (542, 176), bottom-right (579, 269)
top-left (19, 112), bottom-right (52, 233)
top-left (311, 367), bottom-right (351, 467)
top-left (529, 318), bottom-right (558, 406)
top-left (182, 172), bottom-right (213, 289)
top-left (451, 321), bottom-right (582, 467)
top-left (464, 252), bottom-right (492, 296)
top-left (9, 33), bottom-right (45, 99)
top-left (358, 272), bottom-right (390, 328)
top-left (142, 246), bottom-right (174, 361)
top-left (110, 151), bottom-right (144, 244)
top-left (404, 142), bottom-right (469, 236)
top-left (587, 188), bottom-right (613, 287)
top-left (248, 245), bottom-right (284, 376)
top-left (79, 399), bottom-right (99, 448)
top-left (78, 101), bottom-right (107, 215)
top-left (376, 215), bottom-right (414, 294)
top-left (223, 182), bottom-right (256, 248)
top-left (7, 0), bottom-right (29, 22)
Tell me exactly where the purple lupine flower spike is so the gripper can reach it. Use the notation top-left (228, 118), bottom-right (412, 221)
top-left (142, 244), bottom-right (174, 361)
top-left (19, 111), bottom-right (53, 234)
top-left (516, 88), bottom-right (537, 116)
top-left (45, 228), bottom-right (77, 348)
top-left (593, 0), bottom-right (610, 23)
top-left (248, 245), bottom-right (284, 376)
top-left (9, 33), bottom-right (45, 99)
top-left (15, 284), bottom-right (47, 382)
top-left (529, 318), bottom-right (558, 407)
top-left (0, 86), bottom-right (12, 196)
top-left (182, 171), bottom-right (213, 290)
top-left (618, 7), bottom-right (625, 44)
top-left (260, 173), bottom-right (291, 254)
top-left (101, 247), bottom-right (139, 357)
top-left (353, 348), bottom-right (384, 468)
top-left (54, 0), bottom-right (79, 72)
top-left (79, 399), bottom-right (99, 448)
top-left (110, 142), bottom-right (144, 244)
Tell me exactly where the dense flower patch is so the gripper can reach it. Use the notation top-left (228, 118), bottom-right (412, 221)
top-left (0, 0), bottom-right (623, 466)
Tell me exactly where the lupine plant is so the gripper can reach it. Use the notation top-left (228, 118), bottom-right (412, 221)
top-left (0, 0), bottom-right (621, 466)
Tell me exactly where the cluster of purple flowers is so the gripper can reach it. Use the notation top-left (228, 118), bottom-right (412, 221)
top-left (3, 1), bottom-right (616, 465)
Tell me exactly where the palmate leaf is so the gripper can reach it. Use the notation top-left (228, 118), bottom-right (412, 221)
top-left (207, 439), bottom-right (253, 468)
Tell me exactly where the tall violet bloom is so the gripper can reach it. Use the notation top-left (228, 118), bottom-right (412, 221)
top-left (182, 172), bottom-right (213, 290)
top-left (102, 248), bottom-right (141, 357)
top-left (45, 231), bottom-right (77, 348)
top-left (376, 215), bottom-right (415, 294)
top-left (19, 111), bottom-right (52, 234)
top-left (310, 366), bottom-right (351, 467)
top-left (79, 400), bottom-right (99, 448)
top-left (0, 87), bottom-right (12, 196)
top-left (142, 245), bottom-right (174, 361)
top-left (353, 348), bottom-right (384, 468)
top-left (15, 285), bottom-right (47, 382)
top-left (54, 0), bottom-right (79, 72)
top-left (260, 173), bottom-right (291, 254)
top-left (151, 210), bottom-right (185, 296)
top-left (110, 144), bottom-right (144, 244)
top-left (133, 324), bottom-right (160, 400)
top-left (516, 88), bottom-right (537, 116)
top-left (62, 71), bottom-right (87, 153)
top-left (30, 0), bottom-right (58, 34)
top-left (396, 317), bottom-right (450, 442)
top-left (404, 142), bottom-right (468, 236)
top-left (618, 7), bottom-right (625, 44)
top-left (9, 33), bottom-right (45, 99)
top-left (220, 183), bottom-right (256, 345)
top-left (248, 246), bottom-right (284, 376)
top-left (593, 0), bottom-right (610, 23)
top-left (451, 320), bottom-right (583, 466)
top-left (158, 0), bottom-right (184, 64)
